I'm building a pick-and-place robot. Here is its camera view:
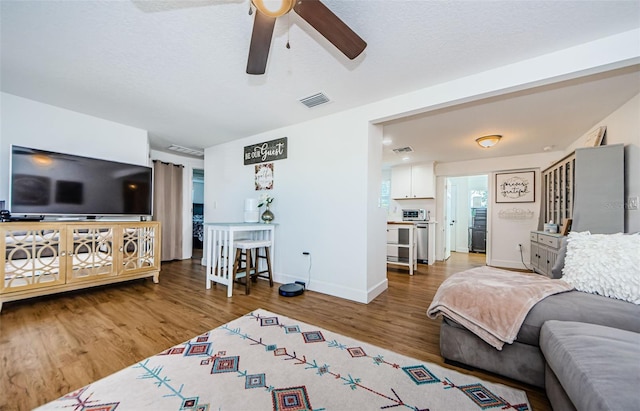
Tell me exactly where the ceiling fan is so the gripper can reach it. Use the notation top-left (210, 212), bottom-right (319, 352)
top-left (247, 0), bottom-right (367, 75)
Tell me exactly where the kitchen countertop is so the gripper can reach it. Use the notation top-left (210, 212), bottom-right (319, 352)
top-left (387, 220), bottom-right (437, 224)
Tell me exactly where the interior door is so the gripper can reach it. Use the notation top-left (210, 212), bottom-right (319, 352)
top-left (449, 182), bottom-right (458, 254)
top-left (444, 179), bottom-right (452, 260)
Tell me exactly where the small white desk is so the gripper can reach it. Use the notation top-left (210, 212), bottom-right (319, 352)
top-left (204, 223), bottom-right (276, 297)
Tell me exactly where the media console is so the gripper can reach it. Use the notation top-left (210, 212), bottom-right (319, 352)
top-left (0, 221), bottom-right (161, 312)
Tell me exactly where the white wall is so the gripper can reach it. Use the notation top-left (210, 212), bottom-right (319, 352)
top-left (366, 123), bottom-right (389, 298)
top-left (204, 30), bottom-right (639, 302)
top-left (1, 92), bottom-right (149, 207)
top-left (205, 109), bottom-right (386, 303)
top-left (150, 150), bottom-right (205, 260)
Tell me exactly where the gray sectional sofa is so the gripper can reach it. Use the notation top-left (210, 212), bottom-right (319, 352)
top-left (438, 246), bottom-right (640, 410)
top-left (440, 290), bottom-right (640, 404)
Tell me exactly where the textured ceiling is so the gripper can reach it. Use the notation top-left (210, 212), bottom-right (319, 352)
top-left (2, 0), bottom-right (640, 163)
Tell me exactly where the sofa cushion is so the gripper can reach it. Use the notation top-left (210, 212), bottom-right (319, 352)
top-left (550, 237), bottom-right (568, 279)
top-left (440, 318), bottom-right (546, 387)
top-left (544, 364), bottom-right (577, 411)
top-left (540, 321), bottom-right (640, 411)
top-left (517, 290), bottom-right (640, 346)
top-left (562, 231), bottom-right (640, 304)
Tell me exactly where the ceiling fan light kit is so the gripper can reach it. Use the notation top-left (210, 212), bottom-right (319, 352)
top-left (476, 135), bottom-right (502, 148)
top-left (251, 0), bottom-right (296, 18)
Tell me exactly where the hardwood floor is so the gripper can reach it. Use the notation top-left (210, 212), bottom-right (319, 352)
top-left (0, 252), bottom-right (550, 410)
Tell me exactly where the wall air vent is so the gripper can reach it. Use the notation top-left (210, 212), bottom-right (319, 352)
top-left (299, 92), bottom-right (330, 108)
top-left (392, 146), bottom-right (414, 154)
top-left (168, 144), bottom-right (204, 157)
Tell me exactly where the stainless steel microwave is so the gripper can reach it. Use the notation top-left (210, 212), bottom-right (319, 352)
top-left (402, 209), bottom-right (428, 221)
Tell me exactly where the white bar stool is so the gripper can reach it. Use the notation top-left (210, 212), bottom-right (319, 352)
top-left (232, 239), bottom-right (273, 295)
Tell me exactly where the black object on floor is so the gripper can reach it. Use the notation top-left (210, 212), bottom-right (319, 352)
top-left (279, 282), bottom-right (304, 297)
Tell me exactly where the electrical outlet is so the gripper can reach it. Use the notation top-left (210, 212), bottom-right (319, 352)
top-left (516, 243), bottom-right (522, 252)
top-left (628, 196), bottom-right (639, 210)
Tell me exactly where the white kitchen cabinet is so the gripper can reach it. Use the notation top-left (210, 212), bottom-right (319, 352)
top-left (391, 162), bottom-right (435, 199)
top-left (390, 166), bottom-right (412, 199)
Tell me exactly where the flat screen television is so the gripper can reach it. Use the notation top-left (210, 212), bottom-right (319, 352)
top-left (9, 145), bottom-right (153, 217)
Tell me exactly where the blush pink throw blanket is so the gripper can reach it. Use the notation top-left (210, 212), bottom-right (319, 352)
top-left (427, 266), bottom-right (573, 350)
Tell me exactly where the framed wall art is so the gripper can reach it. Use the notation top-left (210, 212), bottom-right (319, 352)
top-left (495, 171), bottom-right (535, 203)
top-left (255, 163), bottom-right (274, 190)
top-left (560, 218), bottom-right (573, 236)
top-left (583, 126), bottom-right (606, 147)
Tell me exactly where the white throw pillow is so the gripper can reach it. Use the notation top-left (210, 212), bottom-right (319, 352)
top-left (562, 231), bottom-right (640, 304)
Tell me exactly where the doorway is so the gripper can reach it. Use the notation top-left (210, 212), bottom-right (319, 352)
top-left (444, 175), bottom-right (488, 258)
top-left (192, 169), bottom-right (204, 258)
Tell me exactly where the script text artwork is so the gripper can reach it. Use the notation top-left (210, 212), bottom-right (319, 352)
top-left (244, 137), bottom-right (288, 165)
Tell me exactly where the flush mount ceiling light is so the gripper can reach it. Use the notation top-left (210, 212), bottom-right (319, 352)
top-left (476, 135), bottom-right (502, 148)
top-left (251, 0), bottom-right (296, 17)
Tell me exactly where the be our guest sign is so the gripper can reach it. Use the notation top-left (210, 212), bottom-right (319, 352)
top-left (244, 137), bottom-right (287, 165)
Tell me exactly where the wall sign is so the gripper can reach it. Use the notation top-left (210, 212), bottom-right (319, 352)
top-left (244, 137), bottom-right (287, 165)
top-left (495, 171), bottom-right (535, 203)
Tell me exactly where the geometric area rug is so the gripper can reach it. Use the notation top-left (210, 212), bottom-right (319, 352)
top-left (36, 308), bottom-right (530, 410)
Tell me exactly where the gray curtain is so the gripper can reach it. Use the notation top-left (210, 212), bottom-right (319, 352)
top-left (153, 161), bottom-right (183, 261)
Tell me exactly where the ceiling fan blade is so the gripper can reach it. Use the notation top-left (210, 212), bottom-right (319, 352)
top-left (247, 11), bottom-right (277, 75)
top-left (294, 0), bottom-right (366, 60)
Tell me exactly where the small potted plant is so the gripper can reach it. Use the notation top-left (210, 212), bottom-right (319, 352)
top-left (258, 194), bottom-right (274, 223)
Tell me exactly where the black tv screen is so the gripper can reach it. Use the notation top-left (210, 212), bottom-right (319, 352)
top-left (10, 146), bottom-right (153, 217)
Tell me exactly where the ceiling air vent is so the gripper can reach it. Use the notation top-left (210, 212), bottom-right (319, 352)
top-left (168, 144), bottom-right (204, 157)
top-left (392, 146), bottom-right (414, 154)
top-left (299, 92), bottom-right (330, 108)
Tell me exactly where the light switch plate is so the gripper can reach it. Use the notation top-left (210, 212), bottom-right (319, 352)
top-left (628, 196), bottom-right (639, 210)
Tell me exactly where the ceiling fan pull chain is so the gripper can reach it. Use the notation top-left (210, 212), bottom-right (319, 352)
top-left (286, 14), bottom-right (291, 49)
